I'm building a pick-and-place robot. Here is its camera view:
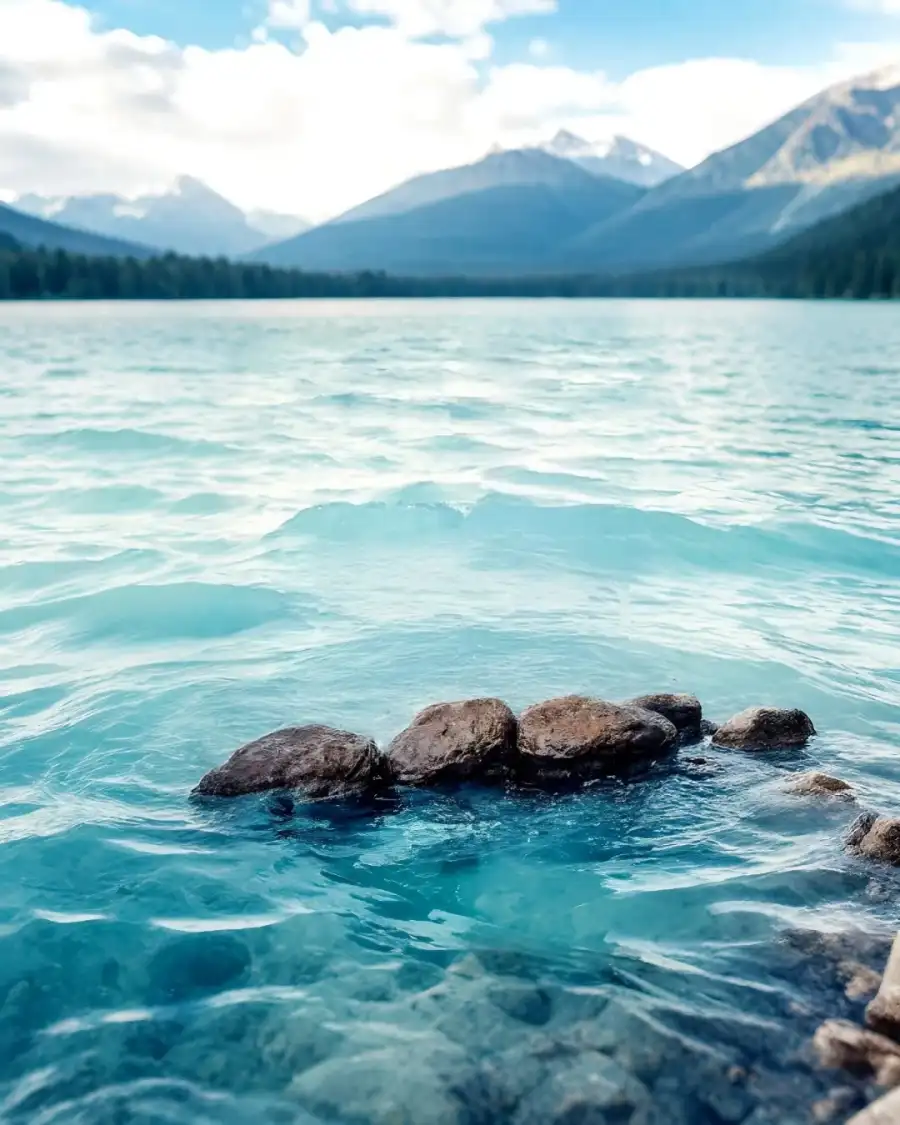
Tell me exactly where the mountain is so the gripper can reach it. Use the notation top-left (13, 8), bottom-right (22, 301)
top-left (747, 176), bottom-right (900, 292)
top-left (566, 64), bottom-right (900, 271)
top-left (245, 210), bottom-right (311, 243)
top-left (540, 131), bottom-right (683, 187)
top-left (15, 178), bottom-right (309, 258)
top-left (252, 149), bottom-right (644, 274)
top-left (0, 200), bottom-right (151, 258)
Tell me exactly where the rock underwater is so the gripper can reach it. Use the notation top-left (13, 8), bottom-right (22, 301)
top-left (517, 696), bottom-right (678, 781)
top-left (712, 706), bottom-right (816, 751)
top-left (387, 698), bottom-right (518, 786)
top-left (193, 725), bottom-right (383, 800)
top-left (784, 772), bottom-right (854, 799)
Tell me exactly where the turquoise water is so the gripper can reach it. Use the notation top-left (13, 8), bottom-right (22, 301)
top-left (0, 298), bottom-right (899, 1124)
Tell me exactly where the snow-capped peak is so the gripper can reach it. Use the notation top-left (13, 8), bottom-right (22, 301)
top-left (535, 131), bottom-right (684, 188)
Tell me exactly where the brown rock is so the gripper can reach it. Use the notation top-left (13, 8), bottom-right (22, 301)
top-left (868, 934), bottom-right (900, 1041)
top-left (193, 725), bottom-right (382, 800)
top-left (841, 961), bottom-right (884, 1001)
top-left (623, 693), bottom-right (702, 740)
top-left (386, 698), bottom-right (517, 786)
top-left (813, 1019), bottom-right (900, 1086)
top-left (812, 1088), bottom-right (860, 1123)
top-left (847, 1087), bottom-right (900, 1124)
top-left (784, 772), bottom-right (854, 799)
top-left (849, 817), bottom-right (900, 867)
top-left (517, 696), bottom-right (678, 780)
top-left (712, 706), bottom-right (816, 751)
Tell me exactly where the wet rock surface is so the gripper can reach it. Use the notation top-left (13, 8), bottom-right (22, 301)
top-left (785, 772), bottom-right (854, 799)
top-left (847, 816), bottom-right (900, 866)
top-left (517, 696), bottom-right (678, 779)
top-left (712, 707), bottom-right (817, 751)
top-left (193, 725), bottom-right (383, 800)
top-left (387, 698), bottom-right (518, 786)
top-left (867, 934), bottom-right (900, 1040)
top-left (624, 693), bottom-right (703, 742)
top-left (847, 1086), bottom-right (900, 1123)
top-left (813, 1019), bottom-right (900, 1086)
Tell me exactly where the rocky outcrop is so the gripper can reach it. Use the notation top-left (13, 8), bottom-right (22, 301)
top-left (847, 815), bottom-right (900, 866)
top-left (784, 772), bottom-right (854, 798)
top-left (517, 696), bottom-right (678, 780)
top-left (847, 1087), bottom-right (900, 1124)
top-left (387, 698), bottom-right (517, 786)
top-left (712, 707), bottom-right (816, 751)
top-left (867, 934), bottom-right (900, 1040)
top-left (624, 693), bottom-right (703, 742)
top-left (193, 725), bottom-right (383, 800)
top-left (813, 1019), bottom-right (900, 1086)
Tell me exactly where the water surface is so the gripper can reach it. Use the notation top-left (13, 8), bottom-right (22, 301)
top-left (0, 299), bottom-right (899, 1125)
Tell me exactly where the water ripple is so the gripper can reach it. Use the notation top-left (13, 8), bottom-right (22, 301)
top-left (0, 299), bottom-right (898, 1124)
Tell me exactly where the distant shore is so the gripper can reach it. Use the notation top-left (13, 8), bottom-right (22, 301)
top-left (0, 244), bottom-right (897, 303)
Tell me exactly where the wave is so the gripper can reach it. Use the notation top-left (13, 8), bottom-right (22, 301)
top-left (35, 428), bottom-right (233, 458)
top-left (265, 493), bottom-right (899, 578)
top-left (0, 582), bottom-right (296, 642)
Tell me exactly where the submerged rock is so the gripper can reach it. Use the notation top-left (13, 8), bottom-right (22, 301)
top-left (291, 1039), bottom-right (470, 1125)
top-left (847, 815), bottom-right (900, 866)
top-left (867, 934), bottom-right (900, 1041)
top-left (624, 693), bottom-right (703, 742)
top-left (784, 772), bottom-right (854, 799)
top-left (847, 1087), bottom-right (900, 1123)
top-left (517, 696), bottom-right (678, 780)
top-left (813, 1019), bottom-right (900, 1086)
top-left (387, 698), bottom-right (517, 786)
top-left (193, 725), bottom-right (382, 800)
top-left (842, 962), bottom-right (884, 1001)
top-left (147, 934), bottom-right (250, 1004)
top-left (513, 1051), bottom-right (651, 1125)
top-left (712, 707), bottom-right (816, 751)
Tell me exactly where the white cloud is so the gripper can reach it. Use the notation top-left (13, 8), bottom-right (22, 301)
top-left (0, 0), bottom-right (896, 222)
top-left (346, 0), bottom-right (556, 39)
top-left (266, 0), bottom-right (311, 29)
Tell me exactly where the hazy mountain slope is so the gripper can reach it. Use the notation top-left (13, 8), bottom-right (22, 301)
top-left (325, 148), bottom-right (614, 226)
top-left (254, 149), bottom-right (642, 272)
top-left (540, 131), bottom-right (683, 187)
top-left (567, 64), bottom-right (900, 270)
top-left (15, 178), bottom-right (308, 257)
top-left (254, 178), bottom-right (643, 275)
top-left (0, 201), bottom-right (151, 257)
top-left (755, 177), bottom-right (900, 266)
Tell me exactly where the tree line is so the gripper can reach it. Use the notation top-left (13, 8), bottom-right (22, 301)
top-left (0, 235), bottom-right (897, 302)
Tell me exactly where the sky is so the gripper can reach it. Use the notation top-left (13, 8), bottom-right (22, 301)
top-left (0, 0), bottom-right (898, 221)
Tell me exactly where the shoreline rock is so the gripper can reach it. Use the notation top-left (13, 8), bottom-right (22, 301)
top-left (847, 815), bottom-right (900, 866)
top-left (387, 698), bottom-right (518, 786)
top-left (192, 725), bottom-right (383, 800)
top-left (712, 707), bottom-right (816, 751)
top-left (517, 696), bottom-right (678, 780)
top-left (623, 693), bottom-right (703, 743)
top-left (847, 1087), bottom-right (900, 1123)
top-left (867, 934), bottom-right (900, 1041)
top-left (813, 1019), bottom-right (900, 1086)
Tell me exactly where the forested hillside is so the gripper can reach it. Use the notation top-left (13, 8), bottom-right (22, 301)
top-left (0, 179), bottom-right (897, 300)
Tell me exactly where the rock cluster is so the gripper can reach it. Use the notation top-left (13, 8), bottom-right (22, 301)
top-left (193, 695), bottom-right (818, 800)
top-left (814, 933), bottom-right (900, 1121)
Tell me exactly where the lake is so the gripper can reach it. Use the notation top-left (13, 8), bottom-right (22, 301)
top-left (0, 298), bottom-right (898, 1124)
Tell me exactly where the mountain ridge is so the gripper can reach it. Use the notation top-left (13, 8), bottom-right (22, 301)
top-left (15, 177), bottom-right (309, 258)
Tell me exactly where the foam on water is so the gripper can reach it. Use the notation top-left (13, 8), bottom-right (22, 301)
top-left (0, 299), bottom-right (899, 1124)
